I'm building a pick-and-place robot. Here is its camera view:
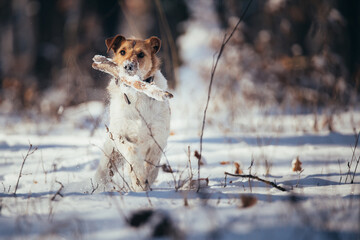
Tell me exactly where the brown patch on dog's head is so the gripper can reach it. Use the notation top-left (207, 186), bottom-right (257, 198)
top-left (146, 36), bottom-right (161, 54)
top-left (105, 35), bottom-right (161, 79)
top-left (105, 35), bottom-right (126, 53)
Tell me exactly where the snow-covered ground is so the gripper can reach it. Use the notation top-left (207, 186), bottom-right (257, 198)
top-left (0, 95), bottom-right (360, 239)
top-left (1, 1), bottom-right (360, 238)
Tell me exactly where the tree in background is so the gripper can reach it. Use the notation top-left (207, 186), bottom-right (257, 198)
top-left (212, 0), bottom-right (359, 108)
top-left (210, 0), bottom-right (358, 130)
top-left (0, 0), bottom-right (188, 114)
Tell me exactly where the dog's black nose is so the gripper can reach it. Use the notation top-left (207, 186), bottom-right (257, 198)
top-left (124, 62), bottom-right (135, 72)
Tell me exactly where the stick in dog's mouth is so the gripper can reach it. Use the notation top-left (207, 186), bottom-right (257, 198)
top-left (92, 55), bottom-right (173, 101)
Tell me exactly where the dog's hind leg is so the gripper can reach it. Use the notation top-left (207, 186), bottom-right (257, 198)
top-left (95, 139), bottom-right (128, 191)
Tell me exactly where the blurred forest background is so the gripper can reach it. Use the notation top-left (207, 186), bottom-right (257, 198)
top-left (0, 0), bottom-right (359, 119)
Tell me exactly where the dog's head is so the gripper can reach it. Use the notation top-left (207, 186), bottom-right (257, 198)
top-left (105, 35), bottom-right (161, 80)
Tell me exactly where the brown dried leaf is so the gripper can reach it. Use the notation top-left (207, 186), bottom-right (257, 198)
top-left (220, 161), bottom-right (231, 165)
top-left (136, 178), bottom-right (141, 186)
top-left (234, 162), bottom-right (243, 174)
top-left (161, 164), bottom-right (173, 173)
top-left (292, 156), bottom-right (303, 172)
top-left (194, 150), bottom-right (206, 165)
top-left (194, 150), bottom-right (201, 160)
top-left (109, 132), bottom-right (114, 141)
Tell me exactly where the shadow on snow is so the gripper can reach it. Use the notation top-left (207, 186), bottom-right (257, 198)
top-left (171, 132), bottom-right (358, 146)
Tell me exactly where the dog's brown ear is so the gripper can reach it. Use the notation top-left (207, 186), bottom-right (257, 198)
top-left (105, 35), bottom-right (125, 53)
top-left (147, 36), bottom-right (161, 54)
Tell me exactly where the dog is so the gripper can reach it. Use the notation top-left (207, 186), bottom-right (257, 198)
top-left (95, 35), bottom-right (171, 191)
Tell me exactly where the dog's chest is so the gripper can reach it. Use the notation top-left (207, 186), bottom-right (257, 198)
top-left (108, 85), bottom-right (169, 134)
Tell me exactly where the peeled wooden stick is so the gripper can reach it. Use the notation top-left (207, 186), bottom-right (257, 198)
top-left (92, 55), bottom-right (121, 77)
top-left (92, 55), bottom-right (173, 101)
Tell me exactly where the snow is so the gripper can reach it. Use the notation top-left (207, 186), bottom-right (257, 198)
top-left (1, 35), bottom-right (360, 239)
top-left (0, 95), bottom-right (359, 239)
top-left (1, 1), bottom-right (360, 238)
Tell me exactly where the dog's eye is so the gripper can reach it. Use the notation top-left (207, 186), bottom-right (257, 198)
top-left (137, 52), bottom-right (145, 58)
top-left (120, 50), bottom-right (126, 56)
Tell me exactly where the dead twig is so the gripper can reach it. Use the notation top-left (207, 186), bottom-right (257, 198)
top-left (187, 146), bottom-right (194, 190)
top-left (248, 156), bottom-right (255, 192)
top-left (40, 150), bottom-right (47, 184)
top-left (145, 191), bottom-right (153, 207)
top-left (51, 181), bottom-right (64, 201)
top-left (14, 143), bottom-right (38, 195)
top-left (337, 159), bottom-right (342, 184)
top-left (351, 155), bottom-right (360, 184)
top-left (296, 169), bottom-right (305, 188)
top-left (197, 0), bottom-right (253, 192)
top-left (345, 131), bottom-right (360, 183)
top-left (144, 159), bottom-right (175, 173)
top-left (224, 172), bottom-right (287, 192)
top-left (90, 178), bottom-right (99, 194)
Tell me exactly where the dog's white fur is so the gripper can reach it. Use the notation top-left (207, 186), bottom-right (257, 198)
top-left (95, 70), bottom-right (170, 191)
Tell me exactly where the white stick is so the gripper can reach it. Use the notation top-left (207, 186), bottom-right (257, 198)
top-left (92, 55), bottom-right (173, 101)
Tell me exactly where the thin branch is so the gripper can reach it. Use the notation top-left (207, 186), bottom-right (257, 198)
top-left (351, 155), bottom-right (360, 184)
top-left (14, 143), bottom-right (38, 195)
top-left (224, 172), bottom-right (287, 192)
top-left (146, 191), bottom-right (153, 207)
top-left (337, 159), bottom-right (342, 184)
top-left (187, 146), bottom-right (193, 181)
top-left (345, 131), bottom-right (360, 183)
top-left (40, 150), bottom-right (47, 184)
top-left (90, 178), bottom-right (99, 194)
top-left (248, 155), bottom-right (255, 192)
top-left (198, 0), bottom-right (253, 192)
top-left (51, 181), bottom-right (64, 201)
top-left (144, 159), bottom-right (175, 173)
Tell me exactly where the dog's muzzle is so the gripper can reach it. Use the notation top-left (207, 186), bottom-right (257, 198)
top-left (124, 61), bottom-right (137, 76)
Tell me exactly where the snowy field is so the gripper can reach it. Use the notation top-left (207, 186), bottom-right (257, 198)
top-left (0, 2), bottom-right (359, 238)
top-left (0, 92), bottom-right (359, 239)
top-left (1, 0), bottom-right (359, 239)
